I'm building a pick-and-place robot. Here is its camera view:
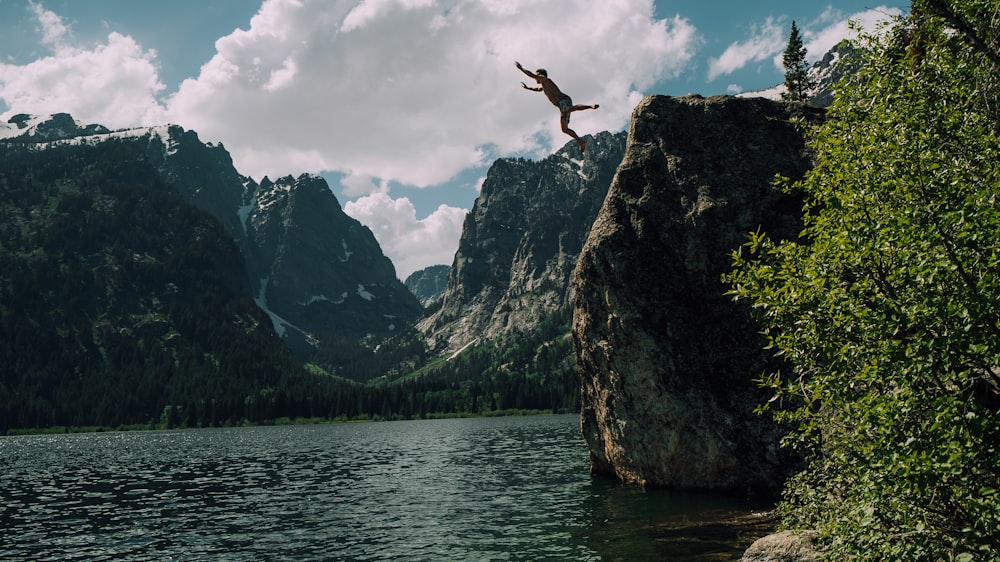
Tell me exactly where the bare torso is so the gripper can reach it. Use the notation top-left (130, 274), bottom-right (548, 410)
top-left (537, 77), bottom-right (565, 106)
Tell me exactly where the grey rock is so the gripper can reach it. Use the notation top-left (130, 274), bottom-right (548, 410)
top-left (405, 265), bottom-right (449, 307)
top-left (742, 531), bottom-right (820, 562)
top-left (572, 94), bottom-right (824, 492)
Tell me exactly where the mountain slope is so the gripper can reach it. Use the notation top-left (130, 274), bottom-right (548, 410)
top-left (418, 131), bottom-right (626, 354)
top-left (245, 174), bottom-right (424, 359)
top-left (0, 140), bottom-right (317, 429)
top-left (1, 114), bottom-right (423, 377)
top-left (405, 265), bottom-right (449, 307)
top-left (738, 40), bottom-right (861, 107)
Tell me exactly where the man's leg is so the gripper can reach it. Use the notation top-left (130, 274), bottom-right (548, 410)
top-left (561, 112), bottom-right (586, 153)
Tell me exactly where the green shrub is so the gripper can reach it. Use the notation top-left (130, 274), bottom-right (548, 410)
top-left (726, 3), bottom-right (1000, 558)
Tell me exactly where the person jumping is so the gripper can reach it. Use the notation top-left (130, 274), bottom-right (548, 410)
top-left (515, 61), bottom-right (598, 154)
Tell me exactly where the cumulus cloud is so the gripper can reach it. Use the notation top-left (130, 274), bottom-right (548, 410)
top-left (0, 0), bottom-right (696, 277)
top-left (802, 6), bottom-right (903, 60)
top-left (343, 192), bottom-right (467, 279)
top-left (707, 17), bottom-right (785, 81)
top-left (709, 6), bottom-right (902, 82)
top-left (0, 5), bottom-right (165, 127)
top-left (163, 0), bottom-right (697, 186)
top-left (0, 2), bottom-right (697, 186)
top-left (0, 0), bottom-right (906, 281)
top-left (29, 0), bottom-right (69, 47)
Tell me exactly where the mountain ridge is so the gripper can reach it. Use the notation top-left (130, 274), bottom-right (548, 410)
top-left (1, 113), bottom-right (422, 377)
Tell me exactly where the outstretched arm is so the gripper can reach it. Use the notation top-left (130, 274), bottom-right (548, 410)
top-left (515, 61), bottom-right (542, 91)
top-left (515, 61), bottom-right (536, 80)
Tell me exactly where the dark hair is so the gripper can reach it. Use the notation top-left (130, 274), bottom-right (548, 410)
top-left (536, 69), bottom-right (547, 77)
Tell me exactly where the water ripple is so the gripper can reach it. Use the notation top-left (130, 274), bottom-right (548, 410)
top-left (1, 415), bottom-right (767, 561)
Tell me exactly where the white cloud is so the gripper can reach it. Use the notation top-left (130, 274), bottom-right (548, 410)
top-left (163, 0), bottom-right (697, 185)
top-left (343, 192), bottom-right (466, 279)
top-left (0, 0), bottom-right (904, 283)
top-left (0, 0), bottom-right (696, 277)
top-left (707, 17), bottom-right (785, 81)
top-left (341, 173), bottom-right (383, 197)
top-left (341, 0), bottom-right (435, 32)
top-left (710, 6), bottom-right (902, 82)
top-left (29, 1), bottom-right (69, 47)
top-left (0, 30), bottom-right (165, 127)
top-left (802, 6), bottom-right (903, 61)
top-left (0, 0), bottom-right (696, 188)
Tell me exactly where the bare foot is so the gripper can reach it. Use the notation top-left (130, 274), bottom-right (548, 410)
top-left (593, 104), bottom-right (599, 110)
top-left (579, 140), bottom-right (586, 153)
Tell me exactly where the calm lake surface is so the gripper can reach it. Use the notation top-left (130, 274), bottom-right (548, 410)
top-left (1, 415), bottom-right (771, 561)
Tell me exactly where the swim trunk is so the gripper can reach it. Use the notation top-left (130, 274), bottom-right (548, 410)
top-left (557, 94), bottom-right (573, 114)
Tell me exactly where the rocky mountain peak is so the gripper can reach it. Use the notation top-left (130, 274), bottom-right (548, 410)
top-left (738, 39), bottom-right (861, 107)
top-left (418, 131), bottom-right (627, 353)
top-left (405, 265), bottom-right (449, 307)
top-left (244, 172), bottom-right (422, 357)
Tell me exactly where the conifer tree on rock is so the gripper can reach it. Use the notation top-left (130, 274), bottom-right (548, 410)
top-left (781, 21), bottom-right (812, 102)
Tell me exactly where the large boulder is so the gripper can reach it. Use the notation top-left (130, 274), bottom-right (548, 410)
top-left (572, 94), bottom-right (824, 493)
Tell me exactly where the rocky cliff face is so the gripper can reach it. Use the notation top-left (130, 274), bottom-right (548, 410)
top-left (405, 265), bottom-right (449, 307)
top-left (244, 174), bottom-right (422, 356)
top-left (418, 131), bottom-right (626, 353)
top-left (139, 125), bottom-right (249, 239)
top-left (572, 95), bottom-right (824, 493)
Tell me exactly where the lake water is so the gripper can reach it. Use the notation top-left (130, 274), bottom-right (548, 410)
top-left (1, 415), bottom-right (771, 561)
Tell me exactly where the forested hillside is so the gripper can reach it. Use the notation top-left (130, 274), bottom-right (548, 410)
top-left (0, 140), bottom-right (333, 429)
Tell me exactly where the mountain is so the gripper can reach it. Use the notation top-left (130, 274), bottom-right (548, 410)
top-left (1, 114), bottom-right (422, 377)
top-left (418, 131), bottom-right (627, 354)
top-left (404, 265), bottom-right (449, 307)
top-left (243, 173), bottom-right (423, 360)
top-left (0, 112), bottom-right (111, 141)
top-left (0, 139), bottom-right (343, 430)
top-left (738, 40), bottom-right (861, 107)
top-left (572, 94), bottom-right (825, 494)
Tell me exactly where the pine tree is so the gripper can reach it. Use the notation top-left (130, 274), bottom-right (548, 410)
top-left (781, 21), bottom-right (812, 102)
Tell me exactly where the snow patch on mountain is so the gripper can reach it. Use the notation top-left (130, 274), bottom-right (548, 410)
top-left (341, 239), bottom-right (353, 262)
top-left (254, 277), bottom-right (317, 346)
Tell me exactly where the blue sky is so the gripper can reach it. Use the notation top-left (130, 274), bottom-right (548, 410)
top-left (0, 0), bottom-right (904, 277)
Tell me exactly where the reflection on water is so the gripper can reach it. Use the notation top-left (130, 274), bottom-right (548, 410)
top-left (0, 415), bottom-right (770, 561)
top-left (582, 478), bottom-right (775, 561)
